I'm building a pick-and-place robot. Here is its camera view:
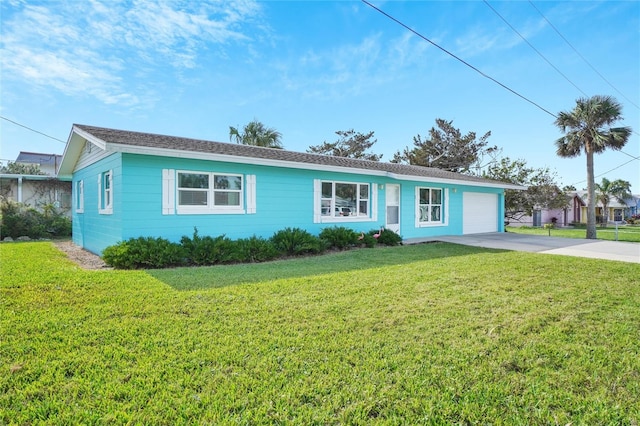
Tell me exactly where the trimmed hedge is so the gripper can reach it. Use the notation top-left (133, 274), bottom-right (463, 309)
top-left (102, 226), bottom-right (403, 269)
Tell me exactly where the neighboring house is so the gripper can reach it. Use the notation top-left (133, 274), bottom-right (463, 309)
top-left (57, 124), bottom-right (525, 255)
top-left (0, 152), bottom-right (71, 215)
top-left (511, 191), bottom-right (638, 227)
top-left (16, 152), bottom-right (63, 176)
top-left (575, 191), bottom-right (640, 223)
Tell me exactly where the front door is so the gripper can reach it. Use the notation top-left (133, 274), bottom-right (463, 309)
top-left (385, 184), bottom-right (400, 233)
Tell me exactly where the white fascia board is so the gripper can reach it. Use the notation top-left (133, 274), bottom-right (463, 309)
top-left (72, 126), bottom-right (107, 150)
top-left (111, 143), bottom-right (525, 190)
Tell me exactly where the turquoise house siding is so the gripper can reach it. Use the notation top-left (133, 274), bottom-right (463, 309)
top-left (72, 152), bottom-right (505, 255)
top-left (119, 153), bottom-right (387, 244)
top-left (61, 125), bottom-right (518, 256)
top-left (72, 153), bottom-right (123, 255)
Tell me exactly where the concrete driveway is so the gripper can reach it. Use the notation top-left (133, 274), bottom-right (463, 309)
top-left (406, 232), bottom-right (640, 264)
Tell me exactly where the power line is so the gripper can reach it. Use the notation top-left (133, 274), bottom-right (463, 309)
top-left (362, 1), bottom-right (639, 176)
top-left (570, 156), bottom-right (639, 186)
top-left (1, 116), bottom-right (66, 144)
top-left (529, 0), bottom-right (640, 110)
top-left (483, 0), bottom-right (587, 97)
top-left (361, 0), bottom-right (558, 118)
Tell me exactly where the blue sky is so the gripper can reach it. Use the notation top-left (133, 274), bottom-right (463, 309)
top-left (1, 0), bottom-right (638, 191)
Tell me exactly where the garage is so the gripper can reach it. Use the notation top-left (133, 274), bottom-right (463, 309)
top-left (463, 192), bottom-right (498, 234)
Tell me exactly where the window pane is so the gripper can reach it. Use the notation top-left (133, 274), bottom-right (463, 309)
top-left (321, 200), bottom-right (331, 216)
top-left (359, 184), bottom-right (369, 199)
top-left (387, 206), bottom-right (399, 224)
top-left (179, 190), bottom-right (207, 205)
top-left (179, 173), bottom-right (209, 189)
top-left (336, 183), bottom-right (356, 202)
top-left (419, 206), bottom-right (429, 222)
top-left (359, 200), bottom-right (368, 215)
top-left (214, 192), bottom-right (240, 206)
top-left (215, 175), bottom-right (241, 190)
top-left (104, 173), bottom-right (111, 190)
top-left (431, 189), bottom-right (442, 204)
top-left (322, 182), bottom-right (332, 198)
top-left (419, 188), bottom-right (429, 204)
top-left (431, 205), bottom-right (441, 222)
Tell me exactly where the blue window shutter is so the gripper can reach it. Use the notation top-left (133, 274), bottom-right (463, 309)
top-left (162, 169), bottom-right (175, 215)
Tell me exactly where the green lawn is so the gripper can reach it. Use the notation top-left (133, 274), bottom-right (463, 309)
top-left (506, 225), bottom-right (640, 242)
top-left (1, 242), bottom-right (639, 424)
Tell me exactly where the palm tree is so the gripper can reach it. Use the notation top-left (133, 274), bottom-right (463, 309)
top-left (554, 95), bottom-right (631, 239)
top-left (595, 178), bottom-right (632, 224)
top-left (229, 120), bottom-right (283, 149)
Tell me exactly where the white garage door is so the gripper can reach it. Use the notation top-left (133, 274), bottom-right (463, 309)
top-left (463, 192), bottom-right (498, 234)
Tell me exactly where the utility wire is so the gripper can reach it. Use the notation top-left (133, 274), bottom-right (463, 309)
top-left (570, 156), bottom-right (639, 186)
top-left (1, 116), bottom-right (67, 144)
top-left (361, 0), bottom-right (558, 118)
top-left (483, 0), bottom-right (588, 97)
top-left (363, 1), bottom-right (639, 175)
top-left (529, 0), bottom-right (640, 110)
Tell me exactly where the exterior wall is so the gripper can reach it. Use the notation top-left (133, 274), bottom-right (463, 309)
top-left (0, 177), bottom-right (72, 217)
top-left (72, 153), bottom-right (123, 254)
top-left (73, 153), bottom-right (506, 255)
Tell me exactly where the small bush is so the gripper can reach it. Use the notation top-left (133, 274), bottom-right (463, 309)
top-left (271, 227), bottom-right (325, 256)
top-left (180, 228), bottom-right (237, 265)
top-left (375, 228), bottom-right (403, 246)
top-left (102, 237), bottom-right (186, 269)
top-left (357, 231), bottom-right (378, 248)
top-left (626, 214), bottom-right (640, 225)
top-left (236, 236), bottom-right (279, 263)
top-left (0, 200), bottom-right (71, 239)
top-left (319, 226), bottom-right (359, 250)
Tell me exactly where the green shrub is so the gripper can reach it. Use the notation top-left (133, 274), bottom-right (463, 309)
top-left (319, 226), bottom-right (359, 250)
top-left (271, 227), bottom-right (325, 256)
top-left (356, 231), bottom-right (377, 248)
top-left (102, 237), bottom-right (186, 269)
top-left (376, 228), bottom-right (403, 246)
top-left (0, 200), bottom-right (71, 239)
top-left (180, 228), bottom-right (237, 265)
top-left (236, 236), bottom-right (279, 263)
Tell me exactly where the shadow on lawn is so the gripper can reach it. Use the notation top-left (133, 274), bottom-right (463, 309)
top-left (146, 242), bottom-right (507, 291)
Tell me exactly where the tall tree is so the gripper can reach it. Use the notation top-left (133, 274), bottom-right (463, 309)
top-left (229, 120), bottom-right (283, 149)
top-left (595, 178), bottom-right (632, 223)
top-left (307, 130), bottom-right (382, 161)
top-left (554, 95), bottom-right (631, 239)
top-left (483, 157), bottom-right (568, 223)
top-left (391, 118), bottom-right (496, 174)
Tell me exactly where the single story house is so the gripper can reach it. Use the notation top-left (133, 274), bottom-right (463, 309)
top-left (57, 124), bottom-right (525, 255)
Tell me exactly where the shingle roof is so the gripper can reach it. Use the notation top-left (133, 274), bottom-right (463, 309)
top-left (16, 151), bottom-right (62, 167)
top-left (73, 124), bottom-right (521, 188)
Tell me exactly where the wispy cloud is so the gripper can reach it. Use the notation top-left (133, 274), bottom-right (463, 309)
top-left (282, 31), bottom-right (437, 102)
top-left (0, 0), bottom-right (264, 107)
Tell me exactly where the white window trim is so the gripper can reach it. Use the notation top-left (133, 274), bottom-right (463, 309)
top-left (415, 187), bottom-right (448, 228)
top-left (75, 180), bottom-right (84, 213)
top-left (314, 179), bottom-right (376, 224)
top-left (98, 170), bottom-right (113, 215)
top-left (175, 170), bottom-right (245, 215)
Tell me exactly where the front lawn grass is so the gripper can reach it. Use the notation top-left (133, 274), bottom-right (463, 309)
top-left (507, 224), bottom-right (640, 242)
top-left (1, 242), bottom-right (639, 424)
